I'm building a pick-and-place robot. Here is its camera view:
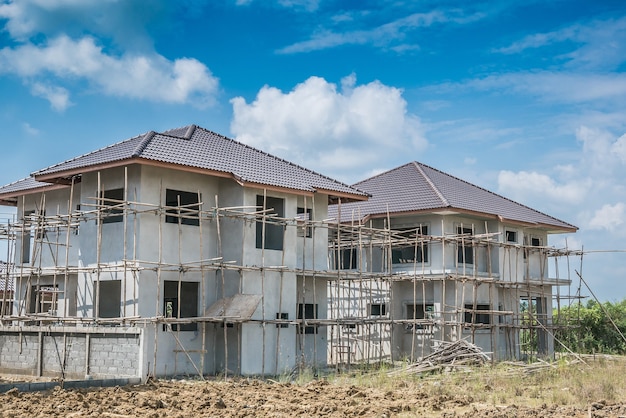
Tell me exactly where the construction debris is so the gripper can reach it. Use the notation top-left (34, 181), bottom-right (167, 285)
top-left (389, 339), bottom-right (491, 375)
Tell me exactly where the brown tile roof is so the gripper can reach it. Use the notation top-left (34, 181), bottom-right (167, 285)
top-left (0, 125), bottom-right (368, 201)
top-left (330, 162), bottom-right (577, 232)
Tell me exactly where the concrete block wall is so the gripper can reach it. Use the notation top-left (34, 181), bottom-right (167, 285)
top-left (0, 327), bottom-right (141, 379)
top-left (0, 333), bottom-right (39, 375)
top-left (88, 334), bottom-right (140, 377)
top-left (42, 334), bottom-right (86, 377)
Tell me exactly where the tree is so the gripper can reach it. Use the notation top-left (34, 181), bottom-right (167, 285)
top-left (554, 299), bottom-right (626, 354)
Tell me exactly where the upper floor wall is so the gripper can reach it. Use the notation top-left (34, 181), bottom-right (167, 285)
top-left (335, 213), bottom-right (550, 282)
top-left (11, 164), bottom-right (332, 273)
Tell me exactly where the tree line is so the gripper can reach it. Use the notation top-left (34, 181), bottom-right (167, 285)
top-left (554, 298), bottom-right (626, 355)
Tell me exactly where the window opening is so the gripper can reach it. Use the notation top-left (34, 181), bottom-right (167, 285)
top-left (165, 189), bottom-right (200, 226)
top-left (29, 284), bottom-right (58, 315)
top-left (406, 303), bottom-right (434, 331)
top-left (256, 195), bottom-right (284, 250)
top-left (464, 304), bottom-right (491, 324)
top-left (96, 280), bottom-right (121, 318)
top-left (457, 226), bottom-right (474, 264)
top-left (369, 303), bottom-right (387, 316)
top-left (297, 303), bottom-right (318, 334)
top-left (296, 207), bottom-right (312, 238)
top-left (505, 230), bottom-right (517, 243)
top-left (100, 188), bottom-right (124, 224)
top-left (276, 312), bottom-right (289, 328)
top-left (334, 247), bottom-right (358, 270)
top-left (163, 281), bottom-right (198, 331)
top-left (392, 225), bottom-right (428, 264)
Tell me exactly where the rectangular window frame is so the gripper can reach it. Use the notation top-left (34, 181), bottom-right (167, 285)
top-left (29, 284), bottom-right (58, 315)
top-left (391, 225), bottom-right (429, 265)
top-left (165, 189), bottom-right (200, 227)
top-left (505, 230), bottom-right (517, 243)
top-left (369, 303), bottom-right (387, 317)
top-left (334, 247), bottom-right (358, 270)
top-left (405, 302), bottom-right (435, 332)
top-left (275, 312), bottom-right (289, 328)
top-left (163, 281), bottom-right (199, 332)
top-left (464, 303), bottom-right (491, 325)
top-left (95, 279), bottom-right (121, 319)
top-left (456, 225), bottom-right (474, 265)
top-left (296, 207), bottom-right (313, 238)
top-left (100, 188), bottom-right (124, 224)
top-left (256, 195), bottom-right (285, 251)
top-left (297, 303), bottom-right (318, 335)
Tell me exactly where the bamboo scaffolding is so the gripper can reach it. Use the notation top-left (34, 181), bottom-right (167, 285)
top-left (0, 177), bottom-right (591, 378)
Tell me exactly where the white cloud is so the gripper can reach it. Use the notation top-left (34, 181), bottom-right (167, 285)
top-left (549, 234), bottom-right (583, 251)
top-left (497, 170), bottom-right (589, 205)
top-left (611, 133), bottom-right (626, 164)
top-left (230, 75), bottom-right (426, 180)
top-left (0, 35), bottom-right (219, 107)
top-left (277, 9), bottom-right (482, 54)
top-left (21, 122), bottom-right (40, 136)
top-left (588, 203), bottom-right (626, 231)
top-left (30, 82), bottom-right (72, 111)
top-left (0, 0), bottom-right (160, 51)
top-left (445, 72), bottom-right (626, 104)
top-left (495, 17), bottom-right (626, 71)
top-left (277, 0), bottom-right (319, 12)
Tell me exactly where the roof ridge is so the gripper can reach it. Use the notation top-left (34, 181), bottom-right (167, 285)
top-left (132, 131), bottom-right (156, 157)
top-left (412, 161), bottom-right (450, 207)
top-left (184, 124), bottom-right (197, 139)
top-left (32, 133), bottom-right (145, 176)
top-left (192, 126), bottom-right (369, 196)
top-left (352, 162), bottom-right (415, 187)
top-left (417, 161), bottom-right (577, 229)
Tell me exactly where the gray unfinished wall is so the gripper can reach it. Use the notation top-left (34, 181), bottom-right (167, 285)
top-left (0, 326), bottom-right (142, 379)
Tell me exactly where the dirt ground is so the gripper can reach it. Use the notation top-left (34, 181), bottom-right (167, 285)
top-left (0, 376), bottom-right (625, 418)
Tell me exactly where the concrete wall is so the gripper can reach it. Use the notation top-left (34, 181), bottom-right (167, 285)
top-left (0, 326), bottom-right (141, 379)
top-left (15, 186), bottom-right (81, 270)
top-left (296, 275), bottom-right (328, 367)
top-left (7, 164), bottom-right (337, 376)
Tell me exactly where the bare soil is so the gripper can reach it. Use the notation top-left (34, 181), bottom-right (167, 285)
top-left (0, 376), bottom-right (624, 418)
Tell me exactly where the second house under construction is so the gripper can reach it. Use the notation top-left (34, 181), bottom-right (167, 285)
top-left (0, 124), bottom-right (579, 380)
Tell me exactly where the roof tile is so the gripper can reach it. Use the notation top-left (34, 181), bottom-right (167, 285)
top-left (1, 125), bottom-right (367, 200)
top-left (330, 162), bottom-right (576, 232)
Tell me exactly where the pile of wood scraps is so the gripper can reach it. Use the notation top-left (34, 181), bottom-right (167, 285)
top-left (389, 339), bottom-right (492, 375)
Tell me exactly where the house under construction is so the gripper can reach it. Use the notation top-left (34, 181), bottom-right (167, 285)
top-left (0, 125), bottom-right (580, 380)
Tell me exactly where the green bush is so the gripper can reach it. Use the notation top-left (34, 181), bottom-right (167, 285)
top-left (554, 298), bottom-right (626, 354)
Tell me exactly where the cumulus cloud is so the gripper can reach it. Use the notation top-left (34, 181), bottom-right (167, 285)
top-left (230, 74), bottom-right (426, 180)
top-left (0, 1), bottom-right (219, 108)
top-left (0, 35), bottom-right (218, 109)
top-left (611, 133), bottom-right (626, 163)
top-left (30, 82), bottom-right (72, 111)
top-left (588, 203), bottom-right (626, 231)
top-left (0, 0), bottom-right (162, 49)
top-left (497, 170), bottom-right (589, 205)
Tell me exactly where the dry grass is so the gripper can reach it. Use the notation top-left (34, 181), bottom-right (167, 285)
top-left (326, 354), bottom-right (626, 414)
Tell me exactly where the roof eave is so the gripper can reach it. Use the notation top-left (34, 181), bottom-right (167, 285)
top-left (0, 183), bottom-right (69, 205)
top-left (33, 158), bottom-right (142, 182)
top-left (32, 157), bottom-right (369, 204)
top-left (0, 198), bottom-right (17, 207)
top-left (334, 206), bottom-right (577, 232)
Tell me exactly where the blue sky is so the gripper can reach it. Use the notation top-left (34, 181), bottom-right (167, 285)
top-left (1, 0), bottom-right (626, 301)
